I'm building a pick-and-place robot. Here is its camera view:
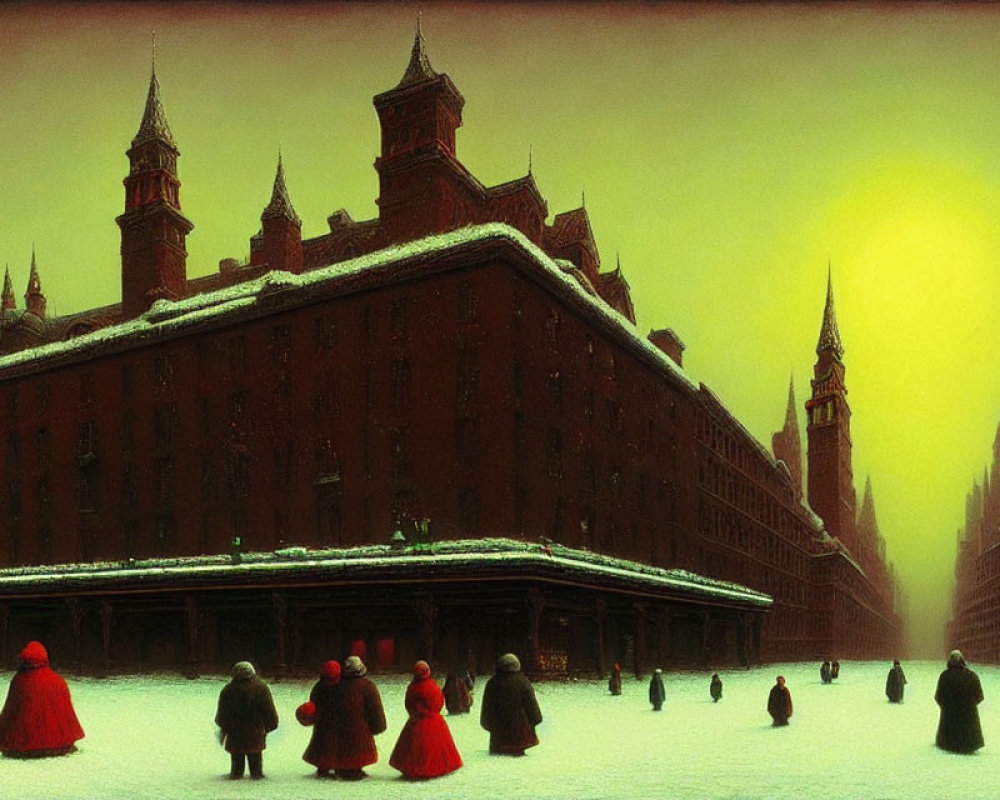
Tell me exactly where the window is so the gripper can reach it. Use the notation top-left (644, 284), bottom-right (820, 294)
top-left (156, 457), bottom-right (175, 505)
top-left (316, 314), bottom-right (337, 350)
top-left (458, 282), bottom-right (479, 324)
top-left (457, 415), bottom-right (480, 466)
top-left (457, 347), bottom-right (479, 403)
top-left (227, 336), bottom-right (246, 374)
top-left (391, 356), bottom-right (412, 411)
top-left (6, 431), bottom-right (20, 468)
top-left (548, 371), bottom-right (563, 414)
top-left (121, 364), bottom-right (133, 398)
top-left (546, 428), bottom-right (563, 479)
top-left (155, 403), bottom-right (176, 448)
top-left (78, 421), bottom-right (97, 459)
top-left (200, 452), bottom-right (215, 502)
top-left (80, 372), bottom-right (94, 406)
top-left (545, 308), bottom-right (561, 344)
top-left (154, 354), bottom-right (174, 393)
top-left (390, 298), bottom-right (408, 340)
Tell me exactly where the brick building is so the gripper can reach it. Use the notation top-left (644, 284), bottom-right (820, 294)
top-left (0, 27), bottom-right (900, 675)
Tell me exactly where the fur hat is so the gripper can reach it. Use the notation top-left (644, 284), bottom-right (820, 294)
top-left (232, 661), bottom-right (256, 680)
top-left (413, 660), bottom-right (431, 679)
top-left (948, 649), bottom-right (965, 667)
top-left (496, 653), bottom-right (521, 673)
top-left (344, 655), bottom-right (367, 677)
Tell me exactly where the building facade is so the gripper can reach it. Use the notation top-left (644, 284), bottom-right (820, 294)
top-left (0, 28), bottom-right (900, 675)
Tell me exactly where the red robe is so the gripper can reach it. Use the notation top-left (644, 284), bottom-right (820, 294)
top-left (0, 641), bottom-right (85, 756)
top-left (389, 675), bottom-right (462, 779)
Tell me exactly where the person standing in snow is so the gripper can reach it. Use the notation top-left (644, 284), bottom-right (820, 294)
top-left (301, 660), bottom-right (341, 777)
top-left (0, 640), bottom-right (85, 758)
top-left (443, 669), bottom-right (473, 714)
top-left (830, 660), bottom-right (840, 680)
top-left (767, 675), bottom-right (793, 727)
top-left (608, 662), bottom-right (623, 696)
top-left (710, 673), bottom-right (723, 703)
top-left (324, 655), bottom-right (387, 779)
top-left (935, 649), bottom-right (984, 753)
top-left (389, 661), bottom-right (463, 779)
top-left (214, 661), bottom-right (278, 780)
top-left (885, 660), bottom-right (907, 704)
top-left (480, 653), bottom-right (542, 755)
top-left (649, 668), bottom-right (666, 711)
top-left (820, 661), bottom-right (832, 684)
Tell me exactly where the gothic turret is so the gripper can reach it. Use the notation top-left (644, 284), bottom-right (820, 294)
top-left (1, 265), bottom-right (15, 313)
top-left (257, 152), bottom-right (303, 273)
top-left (372, 18), bottom-right (466, 242)
top-left (116, 61), bottom-right (194, 317)
top-left (772, 376), bottom-right (802, 499)
top-left (24, 247), bottom-right (46, 319)
top-left (806, 268), bottom-right (856, 548)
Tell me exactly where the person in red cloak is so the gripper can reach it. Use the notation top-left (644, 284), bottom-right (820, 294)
top-left (0, 641), bottom-right (84, 758)
top-left (389, 661), bottom-right (462, 780)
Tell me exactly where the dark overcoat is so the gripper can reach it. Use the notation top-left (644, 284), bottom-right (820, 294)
top-left (323, 674), bottom-right (387, 769)
top-left (480, 669), bottom-right (542, 754)
top-left (935, 664), bottom-right (984, 753)
top-left (443, 672), bottom-right (473, 714)
top-left (303, 677), bottom-right (340, 771)
top-left (885, 665), bottom-right (907, 703)
top-left (767, 684), bottom-right (792, 726)
top-left (215, 676), bottom-right (278, 755)
top-left (648, 673), bottom-right (666, 710)
top-left (710, 675), bottom-right (723, 702)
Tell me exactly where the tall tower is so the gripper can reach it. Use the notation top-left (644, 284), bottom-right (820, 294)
top-left (372, 18), bottom-right (466, 242)
top-left (117, 60), bottom-right (193, 317)
top-left (806, 270), bottom-right (857, 548)
top-left (258, 152), bottom-right (303, 273)
top-left (24, 247), bottom-right (46, 319)
top-left (771, 375), bottom-right (802, 499)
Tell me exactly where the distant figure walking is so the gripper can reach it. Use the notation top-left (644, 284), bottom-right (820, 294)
top-left (389, 661), bottom-right (463, 780)
top-left (935, 649), bottom-right (984, 754)
top-left (443, 670), bottom-right (473, 715)
top-left (0, 641), bottom-right (85, 758)
top-left (710, 673), bottom-right (723, 703)
top-left (480, 653), bottom-right (542, 755)
top-left (608, 662), bottom-right (622, 696)
top-left (767, 675), bottom-right (793, 727)
top-left (301, 660), bottom-right (342, 777)
top-left (649, 668), bottom-right (665, 711)
top-left (326, 655), bottom-right (387, 780)
top-left (885, 660), bottom-right (907, 704)
top-left (820, 661), bottom-right (832, 684)
top-left (831, 660), bottom-right (840, 680)
top-left (215, 661), bottom-right (278, 780)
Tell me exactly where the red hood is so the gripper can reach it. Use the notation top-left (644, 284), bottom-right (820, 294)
top-left (18, 640), bottom-right (49, 669)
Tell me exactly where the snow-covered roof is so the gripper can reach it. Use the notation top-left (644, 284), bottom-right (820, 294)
top-left (0, 537), bottom-right (772, 608)
top-left (0, 224), bottom-right (695, 393)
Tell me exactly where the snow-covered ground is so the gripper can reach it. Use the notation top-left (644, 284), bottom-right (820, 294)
top-left (2, 660), bottom-right (997, 799)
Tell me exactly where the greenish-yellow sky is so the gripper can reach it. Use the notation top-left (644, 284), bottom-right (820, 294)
top-left (3, 2), bottom-right (999, 657)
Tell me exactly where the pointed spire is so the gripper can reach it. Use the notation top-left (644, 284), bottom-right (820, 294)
top-left (397, 11), bottom-right (439, 88)
top-left (581, 189), bottom-right (586, 209)
top-left (132, 49), bottom-right (176, 149)
top-left (528, 144), bottom-right (533, 176)
top-left (1, 264), bottom-right (14, 312)
top-left (261, 149), bottom-right (301, 225)
top-left (783, 374), bottom-right (799, 432)
top-left (816, 264), bottom-right (844, 359)
top-left (24, 245), bottom-right (46, 319)
top-left (857, 475), bottom-right (879, 538)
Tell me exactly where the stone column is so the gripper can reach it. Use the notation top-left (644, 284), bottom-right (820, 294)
top-left (185, 595), bottom-right (200, 679)
top-left (527, 588), bottom-right (545, 673)
top-left (273, 593), bottom-right (287, 679)
top-left (594, 597), bottom-right (606, 678)
top-left (100, 600), bottom-right (113, 677)
top-left (633, 601), bottom-right (647, 679)
top-left (66, 598), bottom-right (83, 674)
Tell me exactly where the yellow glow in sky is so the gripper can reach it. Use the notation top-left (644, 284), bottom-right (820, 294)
top-left (2, 2), bottom-right (1000, 656)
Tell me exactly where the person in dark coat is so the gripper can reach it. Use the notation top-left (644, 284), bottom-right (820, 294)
top-left (885, 660), bottom-right (907, 704)
top-left (710, 673), bottom-right (723, 703)
top-left (0, 641), bottom-right (85, 758)
top-left (443, 670), bottom-right (473, 715)
top-left (935, 649), bottom-right (984, 753)
top-left (389, 661), bottom-right (463, 780)
top-left (302, 660), bottom-right (341, 777)
top-left (767, 675), bottom-right (792, 727)
top-left (215, 661), bottom-right (278, 780)
top-left (831, 660), bottom-right (840, 680)
top-left (608, 662), bottom-right (622, 696)
top-left (820, 661), bottom-right (832, 684)
top-left (480, 653), bottom-right (542, 755)
top-left (649, 668), bottom-right (665, 711)
top-left (325, 655), bottom-right (387, 779)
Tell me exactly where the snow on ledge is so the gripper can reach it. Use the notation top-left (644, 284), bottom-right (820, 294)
top-left (0, 538), bottom-right (771, 607)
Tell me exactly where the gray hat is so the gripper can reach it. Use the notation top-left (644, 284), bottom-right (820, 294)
top-left (947, 649), bottom-right (965, 667)
top-left (343, 655), bottom-right (367, 677)
top-left (496, 652), bottom-right (521, 672)
top-left (232, 660), bottom-right (256, 680)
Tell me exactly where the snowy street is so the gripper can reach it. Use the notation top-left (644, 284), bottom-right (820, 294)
top-left (2, 659), bottom-right (997, 799)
